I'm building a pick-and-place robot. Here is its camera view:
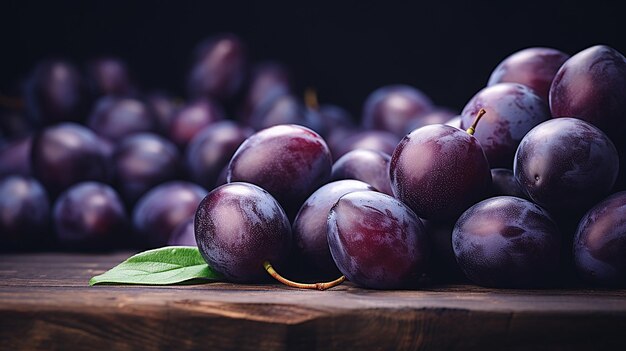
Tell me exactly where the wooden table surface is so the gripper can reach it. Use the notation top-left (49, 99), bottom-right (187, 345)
top-left (1, 252), bottom-right (626, 350)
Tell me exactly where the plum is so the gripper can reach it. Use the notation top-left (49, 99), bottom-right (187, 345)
top-left (331, 149), bottom-right (393, 196)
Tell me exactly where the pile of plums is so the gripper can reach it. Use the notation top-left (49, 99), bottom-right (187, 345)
top-left (2, 36), bottom-right (626, 289)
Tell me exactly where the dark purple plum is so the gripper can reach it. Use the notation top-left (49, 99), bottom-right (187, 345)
top-left (331, 130), bottom-right (400, 161)
top-left (293, 180), bottom-right (375, 277)
top-left (240, 62), bottom-right (291, 122)
top-left (403, 108), bottom-right (457, 134)
top-left (227, 124), bottom-right (332, 219)
top-left (460, 83), bottom-right (550, 168)
top-left (390, 124), bottom-right (492, 221)
top-left (168, 99), bottom-right (224, 148)
top-left (452, 196), bottom-right (561, 287)
top-left (318, 104), bottom-right (355, 132)
top-left (514, 118), bottom-right (618, 215)
top-left (185, 121), bottom-right (252, 189)
top-left (0, 136), bottom-right (32, 177)
top-left (574, 191), bottom-right (626, 286)
top-left (327, 190), bottom-right (430, 289)
top-left (24, 59), bottom-right (88, 125)
top-left (331, 149), bottom-right (393, 196)
top-left (362, 85), bottom-right (434, 136)
top-left (86, 57), bottom-right (134, 97)
top-left (87, 97), bottom-right (157, 142)
top-left (195, 182), bottom-right (291, 282)
top-left (0, 176), bottom-right (51, 250)
top-left (488, 47), bottom-right (570, 102)
top-left (187, 34), bottom-right (247, 101)
top-left (31, 123), bottom-right (109, 196)
top-left (112, 133), bottom-right (180, 205)
top-left (167, 217), bottom-right (196, 246)
top-left (491, 168), bottom-right (528, 199)
top-left (53, 182), bottom-right (128, 250)
top-left (133, 181), bottom-right (207, 248)
top-left (550, 45), bottom-right (626, 140)
top-left (146, 91), bottom-right (181, 134)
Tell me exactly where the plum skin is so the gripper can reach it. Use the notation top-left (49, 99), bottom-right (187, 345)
top-left (514, 118), bottom-right (618, 215)
top-left (574, 191), bottom-right (626, 286)
top-left (390, 124), bottom-right (492, 221)
top-left (327, 190), bottom-right (430, 289)
top-left (227, 124), bottom-right (332, 219)
top-left (195, 182), bottom-right (292, 282)
top-left (452, 196), bottom-right (561, 288)
top-left (292, 180), bottom-right (375, 277)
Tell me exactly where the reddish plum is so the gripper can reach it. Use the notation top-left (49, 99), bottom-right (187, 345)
top-left (327, 191), bottom-right (430, 289)
top-left (390, 123), bottom-right (492, 221)
top-left (550, 45), bottom-right (626, 140)
top-left (488, 47), bottom-right (570, 102)
top-left (227, 124), bottom-right (332, 219)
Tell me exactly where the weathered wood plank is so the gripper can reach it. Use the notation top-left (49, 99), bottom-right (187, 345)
top-left (1, 252), bottom-right (626, 350)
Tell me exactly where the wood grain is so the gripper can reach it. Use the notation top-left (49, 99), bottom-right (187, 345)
top-left (1, 252), bottom-right (626, 350)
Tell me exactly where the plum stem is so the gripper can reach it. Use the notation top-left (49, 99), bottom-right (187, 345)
top-left (466, 108), bottom-right (486, 135)
top-left (263, 261), bottom-right (345, 290)
top-left (304, 88), bottom-right (319, 111)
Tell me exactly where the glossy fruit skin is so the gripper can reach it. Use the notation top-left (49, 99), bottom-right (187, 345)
top-left (453, 196), bottom-right (561, 287)
top-left (168, 99), bottom-right (224, 148)
top-left (550, 45), bottom-right (626, 140)
top-left (31, 123), bottom-right (109, 197)
top-left (488, 47), bottom-right (570, 102)
top-left (491, 168), bottom-right (528, 199)
top-left (195, 182), bottom-right (291, 282)
top-left (227, 124), bottom-right (332, 219)
top-left (327, 191), bottom-right (430, 289)
top-left (331, 130), bottom-right (400, 161)
top-left (362, 85), bottom-right (434, 136)
top-left (0, 136), bottom-right (32, 177)
top-left (86, 57), bottom-right (134, 97)
top-left (112, 133), bottom-right (180, 205)
top-left (514, 118), bottom-right (619, 215)
top-left (574, 191), bottom-right (626, 286)
top-left (331, 149), bottom-right (393, 196)
top-left (24, 59), bottom-right (88, 125)
top-left (293, 180), bottom-right (375, 277)
top-left (167, 217), bottom-right (196, 246)
top-left (53, 182), bottom-right (128, 250)
top-left (185, 121), bottom-right (252, 189)
top-left (460, 83), bottom-right (550, 168)
top-left (0, 176), bottom-right (51, 249)
top-left (390, 124), bottom-right (492, 221)
top-left (187, 34), bottom-right (247, 101)
top-left (87, 97), bottom-right (157, 142)
top-left (132, 181), bottom-right (207, 248)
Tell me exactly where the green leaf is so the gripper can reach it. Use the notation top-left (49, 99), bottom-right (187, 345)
top-left (89, 246), bottom-right (223, 286)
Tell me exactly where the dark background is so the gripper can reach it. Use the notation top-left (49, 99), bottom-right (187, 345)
top-left (0, 0), bottom-right (623, 117)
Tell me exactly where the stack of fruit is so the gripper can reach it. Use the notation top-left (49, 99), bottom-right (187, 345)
top-left (1, 35), bottom-right (625, 289)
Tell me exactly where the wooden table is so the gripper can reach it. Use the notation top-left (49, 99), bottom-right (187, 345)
top-left (1, 252), bottom-right (626, 350)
